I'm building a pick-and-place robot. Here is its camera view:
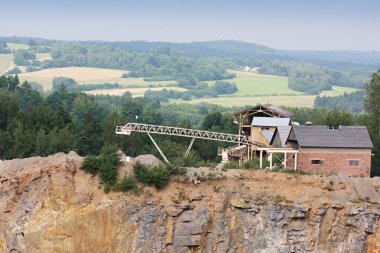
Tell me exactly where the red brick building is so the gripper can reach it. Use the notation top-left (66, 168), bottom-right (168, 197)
top-left (286, 125), bottom-right (373, 177)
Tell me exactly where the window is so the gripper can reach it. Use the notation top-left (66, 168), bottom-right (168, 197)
top-left (348, 160), bottom-right (360, 166)
top-left (311, 159), bottom-right (323, 165)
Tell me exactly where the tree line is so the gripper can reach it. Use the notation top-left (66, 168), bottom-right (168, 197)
top-left (0, 69), bottom-right (379, 175)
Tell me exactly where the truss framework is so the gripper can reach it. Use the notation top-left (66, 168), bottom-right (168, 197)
top-left (116, 123), bottom-right (250, 144)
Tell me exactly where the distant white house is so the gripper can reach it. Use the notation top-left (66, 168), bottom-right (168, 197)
top-left (241, 66), bottom-right (260, 73)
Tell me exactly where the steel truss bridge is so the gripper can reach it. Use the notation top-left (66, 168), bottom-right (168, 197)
top-left (116, 123), bottom-right (254, 164)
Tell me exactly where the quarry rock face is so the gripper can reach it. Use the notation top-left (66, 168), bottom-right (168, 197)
top-left (1, 153), bottom-right (380, 252)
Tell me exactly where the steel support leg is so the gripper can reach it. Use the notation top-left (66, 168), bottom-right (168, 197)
top-left (185, 138), bottom-right (195, 157)
top-left (147, 133), bottom-right (171, 164)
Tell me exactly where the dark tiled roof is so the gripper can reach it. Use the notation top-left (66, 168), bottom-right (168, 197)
top-left (291, 125), bottom-right (373, 149)
top-left (233, 103), bottom-right (293, 118)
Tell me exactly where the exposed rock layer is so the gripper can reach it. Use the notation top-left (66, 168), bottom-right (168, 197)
top-left (1, 152), bottom-right (380, 252)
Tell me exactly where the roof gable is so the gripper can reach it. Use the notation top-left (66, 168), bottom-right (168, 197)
top-left (270, 126), bottom-right (292, 147)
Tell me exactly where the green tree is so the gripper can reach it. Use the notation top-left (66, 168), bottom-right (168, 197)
top-left (364, 69), bottom-right (380, 133)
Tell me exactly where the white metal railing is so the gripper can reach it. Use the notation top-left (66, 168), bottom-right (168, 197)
top-left (116, 123), bottom-right (250, 144)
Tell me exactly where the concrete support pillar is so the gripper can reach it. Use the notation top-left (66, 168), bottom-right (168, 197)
top-left (294, 153), bottom-right (298, 171)
top-left (269, 152), bottom-right (273, 171)
top-left (284, 152), bottom-right (287, 169)
top-left (260, 150), bottom-right (263, 169)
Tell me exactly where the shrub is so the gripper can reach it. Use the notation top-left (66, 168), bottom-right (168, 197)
top-left (133, 162), bottom-right (151, 184)
top-left (6, 67), bottom-right (21, 75)
top-left (223, 161), bottom-right (240, 169)
top-left (98, 145), bottom-right (120, 186)
top-left (81, 144), bottom-right (120, 191)
top-left (147, 165), bottom-right (170, 188)
top-left (243, 159), bottom-right (269, 169)
top-left (81, 155), bottom-right (100, 175)
top-left (213, 81), bottom-right (238, 94)
top-left (133, 162), bottom-right (171, 189)
top-left (114, 175), bottom-right (136, 192)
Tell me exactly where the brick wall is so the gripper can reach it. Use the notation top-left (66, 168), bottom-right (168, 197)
top-left (287, 148), bottom-right (372, 177)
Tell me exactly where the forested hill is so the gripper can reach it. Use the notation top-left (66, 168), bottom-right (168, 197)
top-left (1, 36), bottom-right (380, 94)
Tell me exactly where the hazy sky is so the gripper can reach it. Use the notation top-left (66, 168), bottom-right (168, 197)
top-left (1, 0), bottom-right (380, 50)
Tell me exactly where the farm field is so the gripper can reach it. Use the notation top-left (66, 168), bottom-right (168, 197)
top-left (6, 43), bottom-right (29, 50)
top-left (169, 95), bottom-right (316, 108)
top-left (209, 70), bottom-right (304, 96)
top-left (16, 66), bottom-right (359, 107)
top-left (86, 87), bottom-right (187, 97)
top-left (0, 54), bottom-right (14, 74)
top-left (319, 86), bottom-right (358, 96)
top-left (170, 70), bottom-right (360, 108)
top-left (18, 67), bottom-right (175, 90)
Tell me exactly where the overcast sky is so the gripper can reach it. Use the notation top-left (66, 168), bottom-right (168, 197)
top-left (1, 0), bottom-right (380, 50)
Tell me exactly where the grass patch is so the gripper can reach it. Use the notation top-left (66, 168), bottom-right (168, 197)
top-left (243, 159), bottom-right (269, 169)
top-left (0, 54), bottom-right (13, 74)
top-left (272, 195), bottom-right (292, 204)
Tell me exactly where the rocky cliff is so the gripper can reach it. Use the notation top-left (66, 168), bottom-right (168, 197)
top-left (1, 152), bottom-right (380, 253)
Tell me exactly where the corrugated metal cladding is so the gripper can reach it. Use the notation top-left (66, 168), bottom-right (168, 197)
top-left (251, 117), bottom-right (290, 126)
top-left (293, 125), bottom-right (373, 148)
top-left (275, 126), bottom-right (292, 147)
top-left (261, 130), bottom-right (274, 142)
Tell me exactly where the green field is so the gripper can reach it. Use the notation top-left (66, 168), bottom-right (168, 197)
top-left (0, 54), bottom-right (14, 74)
top-left (6, 43), bottom-right (29, 50)
top-left (209, 70), bottom-right (303, 96)
top-left (171, 70), bottom-right (359, 108)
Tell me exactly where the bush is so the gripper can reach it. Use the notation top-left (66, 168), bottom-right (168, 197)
top-left (81, 155), bottom-right (100, 175)
top-left (147, 165), bottom-right (171, 188)
top-left (80, 144), bottom-right (120, 190)
top-left (6, 67), bottom-right (21, 75)
top-left (98, 145), bottom-right (120, 186)
top-left (223, 161), bottom-right (240, 169)
top-left (133, 162), bottom-right (150, 184)
top-left (134, 162), bottom-right (171, 189)
top-left (114, 175), bottom-right (136, 192)
top-left (213, 81), bottom-right (238, 94)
